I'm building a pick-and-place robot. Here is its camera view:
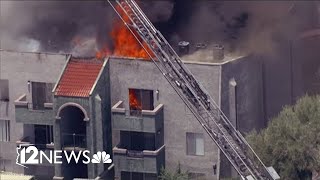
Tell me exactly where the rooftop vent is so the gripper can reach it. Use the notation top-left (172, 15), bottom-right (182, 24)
top-left (212, 44), bottom-right (224, 61)
top-left (195, 43), bottom-right (207, 50)
top-left (178, 41), bottom-right (190, 55)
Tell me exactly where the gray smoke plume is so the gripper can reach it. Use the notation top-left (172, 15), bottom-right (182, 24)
top-left (176, 1), bottom-right (318, 55)
top-left (1, 1), bottom-right (318, 56)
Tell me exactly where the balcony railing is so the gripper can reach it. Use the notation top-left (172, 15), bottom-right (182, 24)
top-left (62, 133), bottom-right (86, 151)
top-left (14, 94), bottom-right (53, 110)
top-left (112, 101), bottom-right (164, 133)
top-left (16, 136), bottom-right (55, 150)
top-left (14, 94), bottom-right (54, 125)
top-left (113, 145), bottom-right (165, 173)
top-left (127, 150), bottom-right (144, 158)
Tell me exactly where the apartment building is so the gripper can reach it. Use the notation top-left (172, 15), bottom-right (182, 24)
top-left (109, 55), bottom-right (264, 179)
top-left (0, 49), bottom-right (271, 180)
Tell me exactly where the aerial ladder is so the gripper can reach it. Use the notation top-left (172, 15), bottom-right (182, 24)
top-left (107, 1), bottom-right (280, 179)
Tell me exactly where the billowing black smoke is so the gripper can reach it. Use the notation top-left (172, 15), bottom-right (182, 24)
top-left (0, 1), bottom-right (318, 56)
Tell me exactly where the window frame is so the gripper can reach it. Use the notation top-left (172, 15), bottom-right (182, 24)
top-left (128, 88), bottom-right (154, 112)
top-left (0, 79), bottom-right (9, 102)
top-left (31, 81), bottom-right (54, 110)
top-left (186, 132), bottom-right (205, 156)
top-left (34, 125), bottom-right (54, 146)
top-left (0, 119), bottom-right (10, 142)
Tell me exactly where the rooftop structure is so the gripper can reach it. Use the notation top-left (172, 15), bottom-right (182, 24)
top-left (55, 58), bottom-right (104, 97)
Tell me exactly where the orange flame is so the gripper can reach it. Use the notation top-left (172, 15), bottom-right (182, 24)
top-left (95, 46), bottom-right (111, 59)
top-left (129, 89), bottom-right (142, 110)
top-left (96, 3), bottom-right (153, 60)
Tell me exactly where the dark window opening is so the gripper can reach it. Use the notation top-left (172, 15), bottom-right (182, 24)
top-left (120, 131), bottom-right (156, 152)
top-left (0, 80), bottom-right (9, 101)
top-left (62, 152), bottom-right (88, 179)
top-left (129, 89), bottom-right (154, 115)
top-left (31, 82), bottom-right (53, 110)
top-left (60, 106), bottom-right (86, 149)
top-left (34, 125), bottom-right (53, 149)
top-left (0, 120), bottom-right (10, 142)
top-left (186, 132), bottom-right (204, 156)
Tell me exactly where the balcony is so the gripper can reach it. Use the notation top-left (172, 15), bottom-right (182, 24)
top-left (113, 145), bottom-right (165, 174)
top-left (14, 94), bottom-right (54, 125)
top-left (16, 136), bottom-right (55, 149)
top-left (62, 133), bottom-right (86, 151)
top-left (112, 101), bottom-right (164, 133)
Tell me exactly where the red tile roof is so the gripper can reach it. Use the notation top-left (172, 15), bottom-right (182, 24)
top-left (55, 58), bottom-right (104, 97)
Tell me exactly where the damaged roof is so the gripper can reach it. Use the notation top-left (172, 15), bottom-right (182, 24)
top-left (54, 57), bottom-right (104, 97)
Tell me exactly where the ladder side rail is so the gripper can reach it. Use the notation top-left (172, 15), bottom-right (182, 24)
top-left (127, 0), bottom-right (157, 33)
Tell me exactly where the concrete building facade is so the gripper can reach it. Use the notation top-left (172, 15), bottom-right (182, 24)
top-left (0, 49), bottom-right (265, 179)
top-left (0, 50), bottom-right (68, 177)
top-left (108, 55), bottom-right (264, 179)
top-left (1, 46), bottom-right (317, 179)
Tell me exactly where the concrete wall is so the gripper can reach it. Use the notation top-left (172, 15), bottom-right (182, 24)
top-left (109, 57), bottom-right (221, 179)
top-left (0, 50), bottom-right (68, 174)
top-left (90, 59), bottom-right (114, 179)
top-left (221, 55), bottom-right (265, 132)
top-left (220, 55), bottom-right (265, 177)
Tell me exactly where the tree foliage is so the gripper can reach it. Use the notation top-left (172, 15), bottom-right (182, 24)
top-left (247, 95), bottom-right (320, 179)
top-left (159, 163), bottom-right (189, 180)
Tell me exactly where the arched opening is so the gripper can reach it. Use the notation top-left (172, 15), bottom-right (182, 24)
top-left (59, 105), bottom-right (88, 179)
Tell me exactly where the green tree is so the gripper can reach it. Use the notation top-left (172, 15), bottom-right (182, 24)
top-left (159, 163), bottom-right (189, 180)
top-left (247, 95), bottom-right (320, 179)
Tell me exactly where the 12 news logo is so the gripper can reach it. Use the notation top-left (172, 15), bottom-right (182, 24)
top-left (16, 145), bottom-right (112, 168)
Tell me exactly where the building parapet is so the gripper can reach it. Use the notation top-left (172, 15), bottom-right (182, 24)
top-left (14, 94), bottom-right (54, 125)
top-left (113, 144), bottom-right (165, 157)
top-left (112, 101), bottom-right (164, 133)
top-left (113, 145), bottom-right (165, 174)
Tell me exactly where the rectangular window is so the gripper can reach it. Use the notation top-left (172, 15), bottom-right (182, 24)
top-left (31, 82), bottom-right (54, 110)
top-left (0, 120), bottom-right (10, 142)
top-left (120, 131), bottom-right (156, 151)
top-left (186, 132), bottom-right (204, 156)
top-left (129, 89), bottom-right (154, 115)
top-left (34, 125), bottom-right (53, 149)
top-left (0, 80), bottom-right (9, 101)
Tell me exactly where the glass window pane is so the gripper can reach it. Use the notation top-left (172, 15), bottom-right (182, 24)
top-left (0, 120), bottom-right (9, 142)
top-left (195, 134), bottom-right (204, 155)
top-left (0, 80), bottom-right (9, 101)
top-left (187, 132), bottom-right (204, 156)
top-left (0, 121), bottom-right (3, 141)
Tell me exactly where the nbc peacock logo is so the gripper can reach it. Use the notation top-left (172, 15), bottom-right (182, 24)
top-left (91, 151), bottom-right (112, 164)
